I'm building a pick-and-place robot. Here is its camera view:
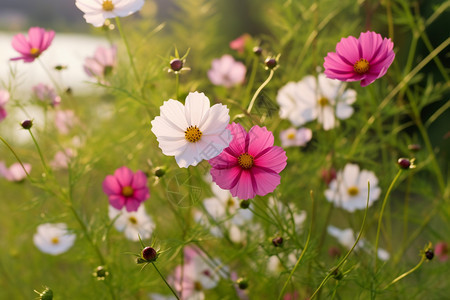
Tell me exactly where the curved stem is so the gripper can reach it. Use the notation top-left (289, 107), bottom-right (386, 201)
top-left (384, 255), bottom-right (425, 290)
top-left (0, 136), bottom-right (32, 180)
top-left (247, 69), bottom-right (274, 114)
top-left (27, 129), bottom-right (49, 174)
top-left (277, 191), bottom-right (315, 300)
top-left (243, 56), bottom-right (259, 108)
top-left (115, 17), bottom-right (141, 85)
top-left (374, 169), bottom-right (403, 271)
top-left (152, 262), bottom-right (180, 300)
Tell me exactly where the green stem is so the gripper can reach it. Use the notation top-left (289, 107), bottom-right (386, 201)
top-left (247, 69), bottom-right (274, 114)
top-left (175, 72), bottom-right (180, 100)
top-left (0, 136), bottom-right (32, 180)
top-left (115, 17), bottom-right (141, 84)
top-left (384, 255), bottom-right (426, 290)
top-left (310, 183), bottom-right (371, 299)
top-left (38, 58), bottom-right (61, 93)
top-left (277, 191), bottom-right (315, 300)
top-left (374, 169), bottom-right (403, 271)
top-left (27, 129), bottom-right (50, 174)
top-left (243, 56), bottom-right (259, 108)
top-left (152, 262), bottom-right (180, 300)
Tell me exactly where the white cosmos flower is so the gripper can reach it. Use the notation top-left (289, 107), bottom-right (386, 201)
top-left (109, 205), bottom-right (154, 241)
top-left (75, 0), bottom-right (145, 27)
top-left (276, 73), bottom-right (356, 130)
top-left (279, 127), bottom-right (312, 148)
top-left (151, 92), bottom-right (232, 168)
top-left (327, 225), bottom-right (390, 261)
top-left (324, 163), bottom-right (381, 212)
top-left (33, 223), bottom-right (76, 255)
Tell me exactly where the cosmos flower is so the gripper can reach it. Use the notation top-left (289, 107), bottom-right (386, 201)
top-left (207, 55), bottom-right (246, 88)
top-left (209, 123), bottom-right (287, 200)
top-left (10, 27), bottom-right (55, 63)
top-left (324, 163), bottom-right (381, 212)
top-left (435, 242), bottom-right (449, 262)
top-left (279, 127), bottom-right (312, 148)
top-left (0, 161), bottom-right (31, 182)
top-left (50, 148), bottom-right (75, 170)
top-left (54, 110), bottom-right (78, 134)
top-left (33, 223), bottom-right (76, 255)
top-left (102, 166), bottom-right (150, 212)
top-left (229, 34), bottom-right (250, 54)
top-left (324, 31), bottom-right (395, 87)
top-left (75, 0), bottom-right (145, 27)
top-left (327, 225), bottom-right (390, 261)
top-left (151, 92), bottom-right (232, 168)
top-left (276, 74), bottom-right (356, 130)
top-left (84, 45), bottom-right (117, 83)
top-left (108, 205), bottom-right (154, 241)
top-left (32, 83), bottom-right (61, 107)
top-left (0, 90), bottom-right (9, 122)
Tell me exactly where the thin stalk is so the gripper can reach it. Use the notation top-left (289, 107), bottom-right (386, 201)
top-left (384, 255), bottom-right (426, 290)
top-left (152, 262), bottom-right (180, 300)
top-left (0, 136), bottom-right (32, 180)
top-left (175, 72), bottom-right (180, 100)
top-left (375, 169), bottom-right (403, 271)
top-left (277, 191), bottom-right (315, 300)
top-left (38, 58), bottom-right (61, 93)
top-left (243, 56), bottom-right (259, 108)
top-left (310, 183), bottom-right (371, 299)
top-left (27, 129), bottom-right (49, 174)
top-left (115, 17), bottom-right (141, 84)
top-left (247, 69), bottom-right (274, 114)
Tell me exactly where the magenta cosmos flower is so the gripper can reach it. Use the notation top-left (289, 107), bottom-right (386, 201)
top-left (102, 166), bottom-right (149, 212)
top-left (84, 45), bottom-right (117, 82)
top-left (11, 27), bottom-right (55, 63)
top-left (209, 123), bottom-right (287, 200)
top-left (324, 31), bottom-right (395, 87)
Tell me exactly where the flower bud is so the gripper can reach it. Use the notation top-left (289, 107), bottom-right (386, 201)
top-left (170, 59), bottom-right (183, 72)
top-left (408, 144), bottom-right (421, 152)
top-left (397, 158), bottom-right (411, 169)
top-left (154, 167), bottom-right (165, 178)
top-left (264, 57), bottom-right (277, 70)
top-left (34, 287), bottom-right (53, 300)
top-left (240, 200), bottom-right (250, 209)
top-left (253, 46), bottom-right (262, 56)
top-left (272, 236), bottom-right (283, 247)
top-left (331, 268), bottom-right (343, 280)
top-left (21, 119), bottom-right (33, 129)
top-left (141, 246), bottom-right (158, 262)
top-left (236, 277), bottom-right (248, 290)
top-left (425, 249), bottom-right (434, 260)
top-left (93, 266), bottom-right (109, 280)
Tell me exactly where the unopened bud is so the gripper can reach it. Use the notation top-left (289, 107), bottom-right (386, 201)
top-left (264, 57), bottom-right (277, 69)
top-left (272, 236), bottom-right (283, 247)
top-left (141, 246), bottom-right (158, 262)
top-left (21, 119), bottom-right (33, 129)
top-left (425, 249), bottom-right (434, 260)
top-left (170, 59), bottom-right (183, 72)
top-left (253, 46), bottom-right (262, 56)
top-left (93, 266), bottom-right (109, 280)
top-left (154, 167), bottom-right (165, 178)
top-left (240, 200), bottom-right (250, 209)
top-left (397, 158), bottom-right (411, 169)
top-left (236, 277), bottom-right (248, 290)
top-left (407, 144), bottom-right (421, 152)
top-left (34, 287), bottom-right (53, 300)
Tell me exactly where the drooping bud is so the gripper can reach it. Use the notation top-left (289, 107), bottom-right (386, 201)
top-left (21, 119), bottom-right (33, 129)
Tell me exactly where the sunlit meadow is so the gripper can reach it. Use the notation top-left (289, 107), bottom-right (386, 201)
top-left (0, 0), bottom-right (449, 299)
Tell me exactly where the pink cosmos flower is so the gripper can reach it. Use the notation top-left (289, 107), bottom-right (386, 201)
top-left (324, 31), bottom-right (395, 87)
top-left (50, 148), bottom-right (75, 170)
top-left (54, 110), bottom-right (78, 134)
top-left (208, 55), bottom-right (246, 88)
top-left (11, 27), bottom-right (55, 63)
top-left (435, 242), bottom-right (449, 262)
top-left (209, 123), bottom-right (287, 200)
top-left (0, 90), bottom-right (9, 122)
top-left (229, 34), bottom-right (250, 54)
top-left (84, 45), bottom-right (117, 82)
top-left (32, 83), bottom-right (61, 107)
top-left (0, 161), bottom-right (31, 182)
top-left (102, 166), bottom-right (149, 212)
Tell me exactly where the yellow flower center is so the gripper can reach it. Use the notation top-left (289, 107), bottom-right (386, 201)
top-left (318, 97), bottom-right (329, 107)
top-left (51, 237), bottom-right (60, 244)
top-left (353, 58), bottom-right (370, 74)
top-left (185, 125), bottom-right (202, 143)
top-left (30, 48), bottom-right (40, 57)
top-left (347, 186), bottom-right (359, 196)
top-left (122, 186), bottom-right (134, 197)
top-left (194, 281), bottom-right (203, 291)
top-left (226, 198), bottom-right (236, 208)
top-left (238, 153), bottom-right (254, 169)
top-left (102, 0), bottom-right (115, 11)
top-left (287, 132), bottom-right (296, 140)
top-left (128, 216), bottom-right (138, 225)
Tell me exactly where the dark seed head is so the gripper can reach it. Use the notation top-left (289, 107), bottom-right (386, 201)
top-left (397, 158), bottom-right (411, 169)
top-left (170, 59), bottom-right (183, 72)
top-left (425, 249), bottom-right (434, 260)
top-left (141, 246), bottom-right (158, 262)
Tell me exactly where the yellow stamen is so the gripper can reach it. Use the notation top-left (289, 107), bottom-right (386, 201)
top-left (287, 133), bottom-right (295, 140)
top-left (128, 216), bottom-right (138, 225)
top-left (185, 125), bottom-right (202, 143)
top-left (194, 281), bottom-right (203, 291)
top-left (122, 186), bottom-right (134, 197)
top-left (102, 0), bottom-right (115, 11)
top-left (353, 58), bottom-right (370, 74)
top-left (30, 48), bottom-right (40, 57)
top-left (238, 153), bottom-right (254, 169)
top-left (51, 237), bottom-right (59, 244)
top-left (347, 186), bottom-right (359, 196)
top-left (318, 97), bottom-right (329, 107)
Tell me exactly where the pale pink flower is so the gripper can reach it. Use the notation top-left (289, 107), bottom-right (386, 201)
top-left (0, 161), bottom-right (31, 182)
top-left (229, 34), bottom-right (250, 54)
top-left (209, 123), bottom-right (287, 200)
top-left (50, 148), bottom-right (75, 170)
top-left (32, 83), bottom-right (61, 107)
top-left (54, 110), bottom-right (78, 134)
top-left (208, 55), bottom-right (246, 88)
top-left (280, 127), bottom-right (312, 147)
top-left (435, 242), bottom-right (449, 262)
top-left (84, 45), bottom-right (117, 82)
top-left (324, 31), bottom-right (395, 87)
top-left (10, 27), bottom-right (55, 63)
top-left (0, 90), bottom-right (9, 122)
top-left (102, 166), bottom-right (149, 212)
top-left (75, 0), bottom-right (145, 27)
